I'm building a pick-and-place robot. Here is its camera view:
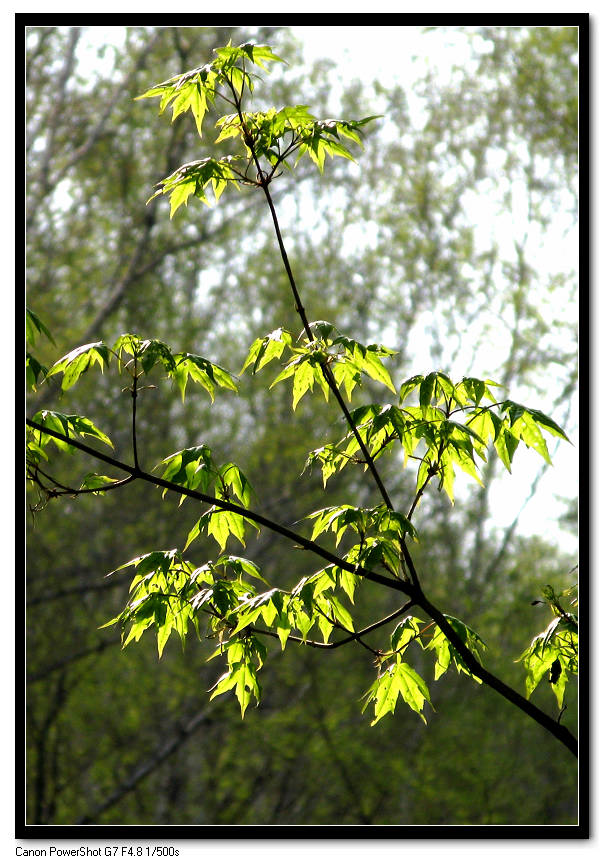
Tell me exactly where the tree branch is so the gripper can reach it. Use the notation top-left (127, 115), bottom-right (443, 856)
top-left (414, 587), bottom-right (578, 757)
top-left (76, 705), bottom-right (214, 824)
top-left (26, 418), bottom-right (578, 756)
top-left (224, 75), bottom-right (404, 527)
top-left (26, 419), bottom-right (412, 597)
top-left (27, 637), bottom-right (122, 685)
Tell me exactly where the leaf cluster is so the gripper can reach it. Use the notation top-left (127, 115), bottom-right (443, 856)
top-left (26, 309), bottom-right (573, 726)
top-left (518, 583), bottom-right (578, 709)
top-left (26, 308), bottom-right (55, 391)
top-left (135, 42), bottom-right (286, 134)
top-left (306, 502), bottom-right (416, 583)
top-left (26, 330), bottom-right (239, 502)
top-left (241, 321), bottom-right (395, 409)
top-left (101, 531), bottom-right (489, 725)
top-left (27, 409), bottom-right (113, 464)
top-left (136, 43), bottom-right (379, 217)
top-left (361, 613), bottom-right (486, 725)
top-left (306, 370), bottom-right (569, 504)
top-left (156, 444), bottom-right (257, 550)
top-left (43, 333), bottom-right (238, 402)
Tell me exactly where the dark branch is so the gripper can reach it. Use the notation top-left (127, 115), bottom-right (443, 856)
top-left (26, 418), bottom-right (578, 756)
top-left (26, 418), bottom-right (413, 598)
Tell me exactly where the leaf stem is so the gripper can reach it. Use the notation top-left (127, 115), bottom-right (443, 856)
top-left (132, 358), bottom-right (140, 470)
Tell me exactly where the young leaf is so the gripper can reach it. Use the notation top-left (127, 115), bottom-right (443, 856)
top-left (518, 620), bottom-right (577, 709)
top-left (46, 343), bottom-right (110, 391)
top-left (425, 615), bottom-right (486, 682)
top-left (394, 662), bottom-right (432, 722)
top-left (209, 633), bottom-right (266, 718)
top-left (216, 554), bottom-right (266, 584)
top-left (373, 505), bottom-right (418, 542)
top-left (208, 508), bottom-right (247, 550)
top-left (390, 617), bottom-right (424, 653)
top-left (79, 473), bottom-right (121, 494)
top-left (240, 328), bottom-right (293, 375)
top-left (527, 407), bottom-right (570, 442)
top-left (362, 661), bottom-right (432, 725)
top-left (218, 462), bottom-right (254, 508)
top-left (26, 353), bottom-right (48, 391)
top-left (147, 157), bottom-right (242, 218)
top-left (498, 428), bottom-right (521, 472)
top-left (156, 445), bottom-right (216, 502)
top-left (136, 63), bottom-right (217, 138)
top-left (292, 360), bottom-right (317, 410)
top-left (30, 410), bottom-right (113, 452)
top-left (26, 308), bottom-right (55, 346)
top-left (169, 353), bottom-right (237, 401)
top-left (214, 42), bottom-right (286, 74)
top-left (399, 374), bottom-right (425, 403)
top-left (419, 372), bottom-right (437, 416)
top-left (138, 339), bottom-right (176, 374)
top-left (356, 346), bottom-right (396, 393)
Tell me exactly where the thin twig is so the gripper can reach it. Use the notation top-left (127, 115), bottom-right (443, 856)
top-left (253, 600), bottom-right (414, 651)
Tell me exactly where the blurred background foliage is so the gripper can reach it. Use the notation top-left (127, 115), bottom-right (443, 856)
top-left (26, 25), bottom-right (578, 825)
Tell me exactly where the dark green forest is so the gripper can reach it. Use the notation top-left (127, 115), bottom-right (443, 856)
top-left (25, 25), bottom-right (578, 826)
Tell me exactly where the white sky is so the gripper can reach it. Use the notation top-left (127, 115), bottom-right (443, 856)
top-left (291, 24), bottom-right (579, 556)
